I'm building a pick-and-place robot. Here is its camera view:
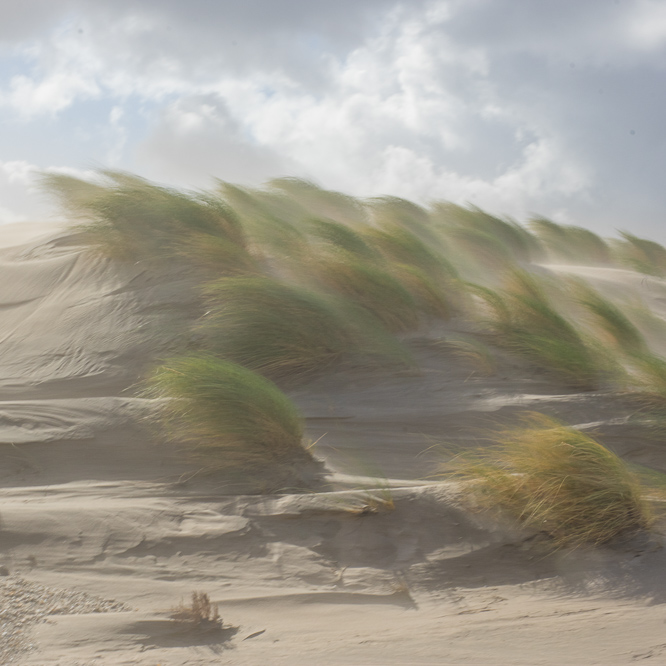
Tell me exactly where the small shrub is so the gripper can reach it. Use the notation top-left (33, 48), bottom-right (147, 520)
top-left (455, 414), bottom-right (652, 548)
top-left (170, 592), bottom-right (222, 629)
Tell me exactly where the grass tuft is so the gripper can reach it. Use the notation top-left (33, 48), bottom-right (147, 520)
top-left (612, 231), bottom-right (666, 277)
top-left (145, 355), bottom-right (309, 472)
top-left (170, 592), bottom-right (222, 629)
top-left (313, 253), bottom-right (421, 332)
top-left (200, 277), bottom-right (406, 380)
top-left (472, 270), bottom-right (602, 388)
top-left (454, 414), bottom-right (652, 548)
top-left (574, 282), bottom-right (647, 355)
top-left (44, 170), bottom-right (247, 262)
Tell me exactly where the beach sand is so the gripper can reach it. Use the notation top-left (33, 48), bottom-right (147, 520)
top-left (1, 223), bottom-right (666, 665)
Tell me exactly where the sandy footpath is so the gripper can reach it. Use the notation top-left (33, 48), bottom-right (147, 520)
top-left (1, 224), bottom-right (666, 665)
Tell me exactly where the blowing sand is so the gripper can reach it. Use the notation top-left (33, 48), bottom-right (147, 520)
top-left (1, 224), bottom-right (666, 665)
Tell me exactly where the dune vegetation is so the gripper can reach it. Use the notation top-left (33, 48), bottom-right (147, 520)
top-left (454, 414), bottom-right (653, 548)
top-left (42, 169), bottom-right (666, 523)
top-left (144, 355), bottom-right (310, 476)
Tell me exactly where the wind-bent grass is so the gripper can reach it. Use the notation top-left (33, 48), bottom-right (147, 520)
top-left (368, 196), bottom-right (438, 244)
top-left (269, 177), bottom-right (367, 226)
top-left (176, 232), bottom-right (259, 277)
top-left (216, 182), bottom-right (309, 262)
top-left (200, 276), bottom-right (407, 380)
top-left (530, 217), bottom-right (611, 264)
top-left (473, 270), bottom-right (603, 388)
top-left (438, 335), bottom-right (498, 376)
top-left (575, 282), bottom-right (647, 355)
top-left (308, 218), bottom-right (379, 260)
top-left (363, 223), bottom-right (456, 281)
top-left (145, 355), bottom-right (309, 471)
top-left (454, 414), bottom-right (652, 548)
top-left (434, 202), bottom-right (541, 263)
top-left (627, 351), bottom-right (666, 405)
top-left (44, 170), bottom-right (248, 263)
top-left (611, 232), bottom-right (666, 277)
top-left (313, 253), bottom-right (421, 332)
top-left (392, 264), bottom-right (453, 320)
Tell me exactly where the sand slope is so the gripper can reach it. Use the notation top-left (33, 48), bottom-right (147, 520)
top-left (0, 226), bottom-right (665, 664)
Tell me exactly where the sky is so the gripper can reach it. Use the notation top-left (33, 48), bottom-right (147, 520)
top-left (1, 0), bottom-right (666, 241)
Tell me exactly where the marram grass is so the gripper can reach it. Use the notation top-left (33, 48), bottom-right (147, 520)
top-left (313, 253), bottom-right (420, 332)
top-left (200, 276), bottom-right (407, 380)
top-left (454, 414), bottom-right (652, 548)
top-left (472, 270), bottom-right (604, 389)
top-left (44, 170), bottom-right (247, 262)
top-left (145, 355), bottom-right (309, 469)
top-left (575, 282), bottom-right (647, 355)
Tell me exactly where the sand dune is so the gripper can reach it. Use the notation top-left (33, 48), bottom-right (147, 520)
top-left (1, 225), bottom-right (666, 665)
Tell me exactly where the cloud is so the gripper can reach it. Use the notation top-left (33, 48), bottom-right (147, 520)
top-left (136, 94), bottom-right (294, 187)
top-left (0, 0), bottom-right (666, 240)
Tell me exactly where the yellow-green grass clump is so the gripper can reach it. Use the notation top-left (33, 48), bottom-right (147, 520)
top-left (575, 282), bottom-right (647, 356)
top-left (307, 218), bottom-right (379, 260)
top-left (44, 170), bottom-right (248, 264)
top-left (200, 276), bottom-right (407, 380)
top-left (145, 355), bottom-right (309, 471)
top-left (473, 270), bottom-right (604, 389)
top-left (313, 253), bottom-right (421, 332)
top-left (269, 177), bottom-right (368, 226)
top-left (434, 203), bottom-right (541, 264)
top-left (611, 231), bottom-right (666, 277)
top-left (455, 414), bottom-right (652, 548)
top-left (530, 217), bottom-right (611, 265)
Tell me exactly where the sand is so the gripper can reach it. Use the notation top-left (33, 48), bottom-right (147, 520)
top-left (1, 223), bottom-right (666, 664)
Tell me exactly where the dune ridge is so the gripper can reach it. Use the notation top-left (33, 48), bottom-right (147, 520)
top-left (2, 193), bottom-right (666, 663)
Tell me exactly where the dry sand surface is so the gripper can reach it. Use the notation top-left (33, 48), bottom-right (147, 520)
top-left (1, 224), bottom-right (666, 664)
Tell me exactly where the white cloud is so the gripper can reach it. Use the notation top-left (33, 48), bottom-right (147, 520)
top-left (0, 0), bottom-right (666, 240)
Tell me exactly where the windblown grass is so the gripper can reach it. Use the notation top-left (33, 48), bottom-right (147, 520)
top-left (438, 335), bottom-right (498, 376)
top-left (308, 217), bottom-right (379, 260)
top-left (313, 253), bottom-right (421, 332)
top-left (363, 223), bottom-right (456, 281)
top-left (200, 276), bottom-right (406, 380)
top-left (575, 282), bottom-right (647, 355)
top-left (612, 231), bottom-right (666, 277)
top-left (530, 217), bottom-right (610, 264)
top-left (455, 414), bottom-right (652, 548)
top-left (269, 177), bottom-right (367, 225)
top-left (472, 270), bottom-right (604, 388)
top-left (435, 203), bottom-right (541, 263)
top-left (44, 170), bottom-right (247, 263)
top-left (145, 355), bottom-right (309, 471)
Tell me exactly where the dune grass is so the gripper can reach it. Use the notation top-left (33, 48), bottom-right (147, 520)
top-left (574, 282), bottom-right (647, 355)
top-left (307, 217), bottom-right (379, 260)
top-left (435, 203), bottom-right (541, 264)
top-left (612, 231), bottom-right (666, 277)
top-left (438, 335), bottom-right (498, 376)
top-left (269, 177), bottom-right (367, 226)
top-left (44, 170), bottom-right (248, 263)
top-left (455, 414), bottom-right (652, 548)
top-left (145, 355), bottom-right (309, 471)
top-left (530, 217), bottom-right (611, 264)
top-left (472, 270), bottom-right (603, 388)
top-left (199, 276), bottom-right (407, 380)
top-left (312, 253), bottom-right (421, 332)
